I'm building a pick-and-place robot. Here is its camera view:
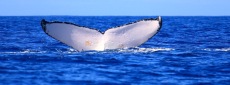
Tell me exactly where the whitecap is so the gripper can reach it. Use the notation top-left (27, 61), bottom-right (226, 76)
top-left (203, 48), bottom-right (230, 52)
top-left (0, 49), bottom-right (47, 54)
top-left (117, 47), bottom-right (174, 53)
top-left (0, 47), bottom-right (174, 55)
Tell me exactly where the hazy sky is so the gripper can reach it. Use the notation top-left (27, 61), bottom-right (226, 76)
top-left (0, 0), bottom-right (229, 16)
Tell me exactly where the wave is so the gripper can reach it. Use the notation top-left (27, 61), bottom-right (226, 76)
top-left (0, 50), bottom-right (47, 54)
top-left (0, 47), bottom-right (174, 55)
top-left (203, 48), bottom-right (230, 52)
top-left (116, 47), bottom-right (174, 53)
top-left (1, 47), bottom-right (228, 55)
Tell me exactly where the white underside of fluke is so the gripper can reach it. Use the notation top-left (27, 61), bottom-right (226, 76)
top-left (41, 16), bottom-right (162, 51)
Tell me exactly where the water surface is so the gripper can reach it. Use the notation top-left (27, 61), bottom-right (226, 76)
top-left (0, 16), bottom-right (229, 85)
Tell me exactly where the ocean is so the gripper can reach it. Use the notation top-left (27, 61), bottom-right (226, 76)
top-left (0, 16), bottom-right (229, 85)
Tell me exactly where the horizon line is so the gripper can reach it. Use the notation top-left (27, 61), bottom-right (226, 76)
top-left (0, 15), bottom-right (230, 17)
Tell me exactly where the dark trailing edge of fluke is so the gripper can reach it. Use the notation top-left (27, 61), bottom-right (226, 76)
top-left (41, 19), bottom-right (47, 32)
top-left (40, 17), bottom-right (162, 34)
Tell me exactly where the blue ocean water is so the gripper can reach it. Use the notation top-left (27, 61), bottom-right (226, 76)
top-left (0, 16), bottom-right (229, 85)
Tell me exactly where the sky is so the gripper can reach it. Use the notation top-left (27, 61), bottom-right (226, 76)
top-left (0, 0), bottom-right (229, 16)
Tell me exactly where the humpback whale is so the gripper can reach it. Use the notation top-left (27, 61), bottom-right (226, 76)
top-left (41, 16), bottom-right (162, 51)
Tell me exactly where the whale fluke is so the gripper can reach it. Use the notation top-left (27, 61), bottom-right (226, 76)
top-left (41, 16), bottom-right (162, 51)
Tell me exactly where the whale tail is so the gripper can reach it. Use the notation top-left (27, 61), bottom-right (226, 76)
top-left (41, 16), bottom-right (162, 51)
